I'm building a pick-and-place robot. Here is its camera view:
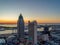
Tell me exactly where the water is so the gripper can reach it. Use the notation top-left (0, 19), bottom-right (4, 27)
top-left (0, 24), bottom-right (60, 45)
top-left (0, 24), bottom-right (44, 34)
top-left (0, 23), bottom-right (60, 35)
top-left (0, 24), bottom-right (17, 34)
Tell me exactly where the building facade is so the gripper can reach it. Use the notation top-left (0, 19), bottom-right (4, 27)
top-left (17, 13), bottom-right (24, 43)
top-left (28, 21), bottom-right (37, 45)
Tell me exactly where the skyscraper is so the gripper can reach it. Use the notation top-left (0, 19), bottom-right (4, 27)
top-left (17, 13), bottom-right (24, 42)
top-left (28, 21), bottom-right (37, 45)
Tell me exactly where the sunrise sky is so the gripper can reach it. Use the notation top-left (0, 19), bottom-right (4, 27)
top-left (0, 0), bottom-right (60, 24)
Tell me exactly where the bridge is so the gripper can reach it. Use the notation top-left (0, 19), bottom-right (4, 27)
top-left (0, 24), bottom-right (60, 38)
top-left (0, 24), bottom-right (60, 31)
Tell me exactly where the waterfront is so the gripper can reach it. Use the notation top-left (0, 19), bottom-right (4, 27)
top-left (0, 23), bottom-right (60, 34)
top-left (0, 23), bottom-right (60, 35)
top-left (0, 23), bottom-right (60, 45)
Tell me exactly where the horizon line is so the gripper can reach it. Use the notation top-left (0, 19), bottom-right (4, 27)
top-left (0, 22), bottom-right (60, 24)
top-left (0, 19), bottom-right (60, 24)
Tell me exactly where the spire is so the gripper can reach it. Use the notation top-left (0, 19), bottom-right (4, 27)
top-left (19, 13), bottom-right (23, 19)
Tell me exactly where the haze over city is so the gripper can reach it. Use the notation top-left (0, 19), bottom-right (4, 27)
top-left (0, 0), bottom-right (60, 45)
top-left (0, 0), bottom-right (60, 24)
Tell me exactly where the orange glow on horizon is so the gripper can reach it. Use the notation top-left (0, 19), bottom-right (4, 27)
top-left (0, 20), bottom-right (17, 24)
top-left (0, 19), bottom-right (60, 24)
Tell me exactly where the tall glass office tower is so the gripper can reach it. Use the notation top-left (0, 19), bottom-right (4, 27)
top-left (17, 13), bottom-right (24, 41)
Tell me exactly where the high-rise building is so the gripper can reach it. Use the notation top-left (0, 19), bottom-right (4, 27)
top-left (28, 21), bottom-right (37, 45)
top-left (17, 13), bottom-right (24, 42)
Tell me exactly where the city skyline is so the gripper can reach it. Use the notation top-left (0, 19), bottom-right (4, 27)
top-left (0, 0), bottom-right (60, 24)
